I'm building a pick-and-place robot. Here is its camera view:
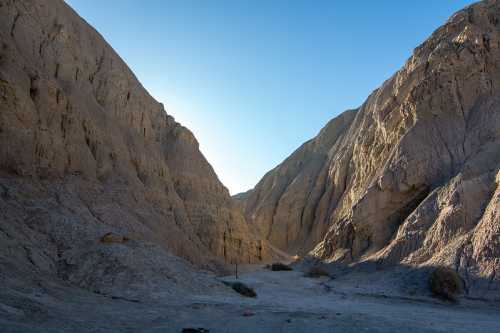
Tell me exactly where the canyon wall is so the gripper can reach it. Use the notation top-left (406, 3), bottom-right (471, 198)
top-left (0, 0), bottom-right (269, 296)
top-left (243, 0), bottom-right (499, 297)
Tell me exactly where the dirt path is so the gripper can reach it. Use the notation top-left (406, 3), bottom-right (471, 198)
top-left (1, 267), bottom-right (499, 332)
top-left (173, 269), bottom-right (500, 333)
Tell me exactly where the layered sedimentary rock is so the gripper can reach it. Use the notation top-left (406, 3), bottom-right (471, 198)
top-left (244, 0), bottom-right (499, 296)
top-left (0, 0), bottom-right (269, 295)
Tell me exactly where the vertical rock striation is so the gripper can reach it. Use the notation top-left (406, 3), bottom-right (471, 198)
top-left (243, 0), bottom-right (500, 297)
top-left (0, 0), bottom-right (268, 295)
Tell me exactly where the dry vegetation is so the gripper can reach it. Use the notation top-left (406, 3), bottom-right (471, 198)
top-left (100, 233), bottom-right (130, 244)
top-left (269, 262), bottom-right (293, 271)
top-left (305, 265), bottom-right (330, 278)
top-left (223, 281), bottom-right (257, 298)
top-left (429, 267), bottom-right (463, 301)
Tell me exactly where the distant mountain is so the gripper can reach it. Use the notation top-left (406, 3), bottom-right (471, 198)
top-left (232, 189), bottom-right (253, 201)
top-left (243, 0), bottom-right (499, 298)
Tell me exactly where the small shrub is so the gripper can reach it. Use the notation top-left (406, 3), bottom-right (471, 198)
top-left (270, 262), bottom-right (293, 271)
top-left (305, 265), bottom-right (330, 278)
top-left (224, 281), bottom-right (257, 298)
top-left (429, 267), bottom-right (463, 301)
top-left (100, 232), bottom-right (129, 244)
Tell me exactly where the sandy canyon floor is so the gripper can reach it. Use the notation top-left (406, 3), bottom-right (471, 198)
top-left (1, 265), bottom-right (499, 333)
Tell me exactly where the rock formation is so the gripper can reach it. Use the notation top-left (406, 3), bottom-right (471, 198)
top-left (243, 0), bottom-right (499, 298)
top-left (0, 0), bottom-right (270, 298)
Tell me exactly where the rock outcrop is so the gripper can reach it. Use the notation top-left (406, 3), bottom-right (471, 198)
top-left (0, 0), bottom-right (270, 296)
top-left (243, 0), bottom-right (500, 298)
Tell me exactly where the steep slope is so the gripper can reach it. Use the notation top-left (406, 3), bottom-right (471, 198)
top-left (0, 0), bottom-right (269, 296)
top-left (244, 109), bottom-right (357, 254)
top-left (244, 0), bottom-right (499, 297)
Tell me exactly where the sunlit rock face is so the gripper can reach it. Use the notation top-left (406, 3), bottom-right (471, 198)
top-left (0, 0), bottom-right (271, 293)
top-left (243, 0), bottom-right (499, 297)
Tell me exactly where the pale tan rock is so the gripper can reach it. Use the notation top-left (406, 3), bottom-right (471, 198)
top-left (244, 0), bottom-right (500, 297)
top-left (0, 0), bottom-right (271, 293)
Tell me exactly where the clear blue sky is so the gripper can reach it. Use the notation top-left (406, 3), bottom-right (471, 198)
top-left (66, 0), bottom-right (476, 194)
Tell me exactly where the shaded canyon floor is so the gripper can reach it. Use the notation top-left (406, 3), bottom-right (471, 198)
top-left (1, 265), bottom-right (499, 333)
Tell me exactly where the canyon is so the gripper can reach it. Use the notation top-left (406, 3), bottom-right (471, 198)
top-left (242, 0), bottom-right (499, 300)
top-left (0, 0), bottom-right (499, 332)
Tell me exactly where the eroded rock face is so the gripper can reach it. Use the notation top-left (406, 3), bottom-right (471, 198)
top-left (243, 109), bottom-right (358, 254)
top-left (244, 0), bottom-right (499, 297)
top-left (0, 0), bottom-right (269, 294)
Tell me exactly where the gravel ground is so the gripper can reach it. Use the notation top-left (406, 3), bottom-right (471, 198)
top-left (1, 266), bottom-right (499, 332)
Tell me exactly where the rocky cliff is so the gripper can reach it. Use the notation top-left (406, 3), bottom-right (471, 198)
top-left (243, 0), bottom-right (499, 297)
top-left (0, 0), bottom-right (270, 297)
